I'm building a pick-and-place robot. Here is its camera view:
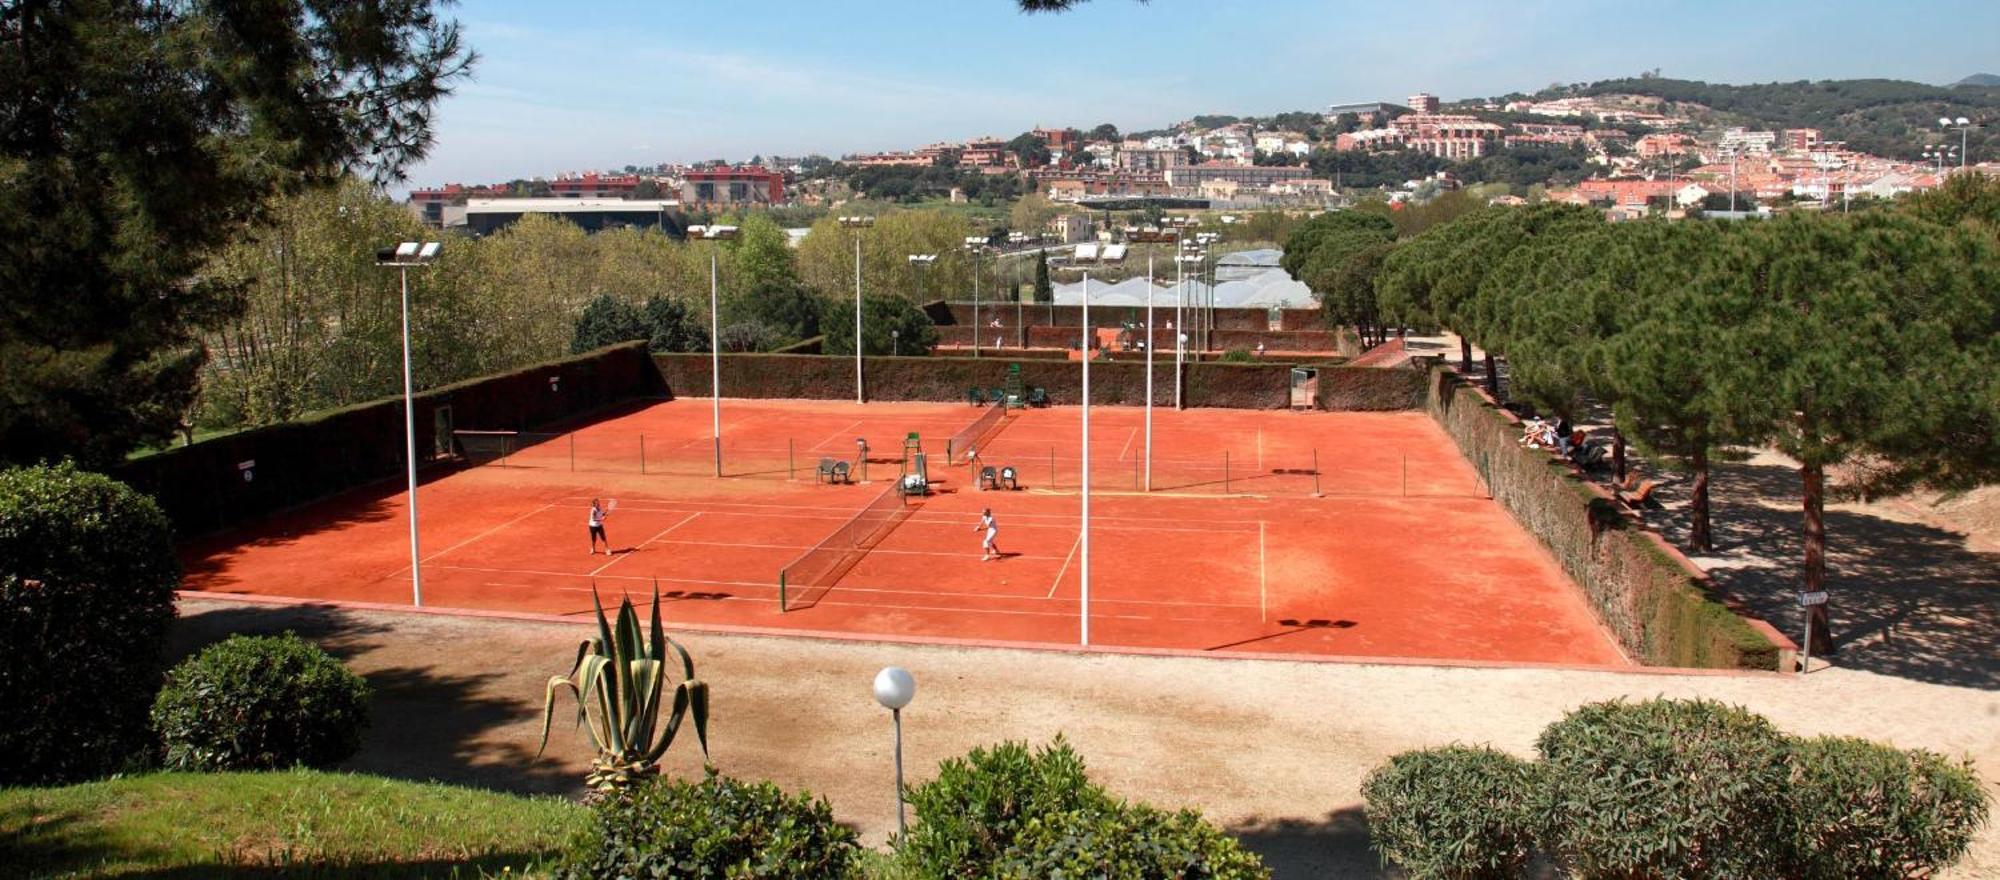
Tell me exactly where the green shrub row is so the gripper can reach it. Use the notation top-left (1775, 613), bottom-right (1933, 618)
top-left (561, 772), bottom-right (859, 879)
top-left (115, 341), bottom-right (661, 537)
top-left (1363, 698), bottom-right (1990, 880)
top-left (1424, 367), bottom-right (1782, 669)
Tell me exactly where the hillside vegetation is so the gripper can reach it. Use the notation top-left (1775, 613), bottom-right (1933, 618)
top-left (1573, 76), bottom-right (1998, 159)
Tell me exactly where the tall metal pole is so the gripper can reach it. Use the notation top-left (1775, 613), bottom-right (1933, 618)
top-left (1174, 251), bottom-right (1185, 410)
top-left (964, 248), bottom-right (972, 358)
top-left (399, 265), bottom-right (424, 607)
top-left (1143, 247), bottom-right (1153, 492)
top-left (854, 233), bottom-right (864, 404)
top-left (709, 249), bottom-right (723, 477)
top-left (1079, 271), bottom-right (1091, 646)
top-left (892, 707), bottom-right (907, 834)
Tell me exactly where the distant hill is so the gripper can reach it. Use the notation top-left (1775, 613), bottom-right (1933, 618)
top-left (1555, 77), bottom-right (1997, 160)
top-left (1956, 73), bottom-right (2000, 87)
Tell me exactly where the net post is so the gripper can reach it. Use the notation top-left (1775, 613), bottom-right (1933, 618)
top-left (1050, 446), bottom-right (1056, 491)
top-left (778, 571), bottom-right (789, 613)
top-left (640, 434), bottom-right (647, 474)
top-left (1224, 450), bottom-right (1231, 494)
top-left (569, 434), bottom-right (575, 472)
top-left (789, 439), bottom-right (795, 480)
top-left (1402, 452), bottom-right (1409, 497)
top-left (1312, 447), bottom-right (1322, 497)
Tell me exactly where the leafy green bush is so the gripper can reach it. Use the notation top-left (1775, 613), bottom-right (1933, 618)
top-left (996, 802), bottom-right (1270, 880)
top-left (151, 633), bottom-right (371, 771)
top-left (899, 737), bottom-right (1267, 879)
top-left (0, 462), bottom-right (180, 785)
top-left (898, 737), bottom-right (1111, 875)
top-left (560, 772), bottom-right (857, 879)
top-left (1783, 735), bottom-right (1991, 879)
top-left (1220, 347), bottom-right (1255, 363)
top-left (1535, 698), bottom-right (1792, 878)
top-left (1361, 745), bottom-right (1539, 879)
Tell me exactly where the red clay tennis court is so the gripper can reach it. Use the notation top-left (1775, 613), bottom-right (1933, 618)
top-left (182, 399), bottom-right (1628, 667)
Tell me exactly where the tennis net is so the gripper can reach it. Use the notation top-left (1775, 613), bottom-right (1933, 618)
top-left (779, 483), bottom-right (908, 611)
top-left (945, 404), bottom-right (1007, 465)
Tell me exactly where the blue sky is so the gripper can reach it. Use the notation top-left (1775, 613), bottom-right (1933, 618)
top-left (404, 0), bottom-right (1997, 187)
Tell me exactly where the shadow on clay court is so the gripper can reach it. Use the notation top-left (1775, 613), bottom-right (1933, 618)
top-left (1206, 619), bottom-right (1357, 653)
top-left (169, 601), bottom-right (585, 797)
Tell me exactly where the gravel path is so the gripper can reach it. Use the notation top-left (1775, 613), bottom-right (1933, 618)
top-left (173, 597), bottom-right (2000, 879)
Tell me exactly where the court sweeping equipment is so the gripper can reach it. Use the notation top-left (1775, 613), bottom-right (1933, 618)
top-left (777, 482), bottom-right (909, 612)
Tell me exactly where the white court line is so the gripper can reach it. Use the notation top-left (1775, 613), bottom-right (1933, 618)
top-left (1046, 534), bottom-right (1081, 599)
top-left (590, 512), bottom-right (701, 576)
top-left (1116, 426), bottom-right (1137, 462)
top-left (1259, 520), bottom-right (1268, 622)
top-left (420, 501), bottom-right (557, 564)
top-left (805, 420), bottom-right (864, 454)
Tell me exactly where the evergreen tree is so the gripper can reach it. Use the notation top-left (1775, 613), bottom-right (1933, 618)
top-left (643, 297), bottom-right (709, 353)
top-left (1034, 254), bottom-right (1054, 304)
top-left (0, 1), bottom-right (472, 466)
top-left (571, 295), bottom-right (647, 353)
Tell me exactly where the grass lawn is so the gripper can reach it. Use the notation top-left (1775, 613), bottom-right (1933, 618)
top-left (0, 770), bottom-right (586, 878)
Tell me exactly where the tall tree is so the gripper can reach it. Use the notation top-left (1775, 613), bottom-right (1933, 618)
top-left (0, 1), bottom-right (472, 466)
top-left (1695, 212), bottom-right (1999, 651)
top-left (571, 295), bottom-right (647, 353)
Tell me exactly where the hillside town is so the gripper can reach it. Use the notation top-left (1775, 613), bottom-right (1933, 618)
top-left (404, 88), bottom-right (1993, 232)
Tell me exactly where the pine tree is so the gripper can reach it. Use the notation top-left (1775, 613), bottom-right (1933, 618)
top-left (1034, 254), bottom-right (1054, 304)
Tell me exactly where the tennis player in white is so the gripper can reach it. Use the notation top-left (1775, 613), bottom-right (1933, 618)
top-left (587, 498), bottom-right (611, 555)
top-left (975, 508), bottom-right (1001, 561)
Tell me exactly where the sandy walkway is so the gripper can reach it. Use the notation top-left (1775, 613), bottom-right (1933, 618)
top-left (172, 597), bottom-right (2000, 879)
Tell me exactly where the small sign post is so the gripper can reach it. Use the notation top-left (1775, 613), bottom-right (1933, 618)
top-left (1796, 591), bottom-right (1828, 673)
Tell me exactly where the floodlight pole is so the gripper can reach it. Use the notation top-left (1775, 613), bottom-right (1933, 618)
top-left (855, 233), bottom-right (864, 403)
top-left (398, 263), bottom-right (423, 608)
top-left (1174, 249), bottom-right (1185, 410)
top-left (709, 247), bottom-right (723, 476)
top-left (970, 243), bottom-right (982, 358)
top-left (1144, 247), bottom-right (1153, 492)
top-left (1079, 271), bottom-right (1091, 646)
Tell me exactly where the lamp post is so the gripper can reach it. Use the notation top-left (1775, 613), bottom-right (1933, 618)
top-left (1079, 271), bottom-right (1092, 646)
top-left (872, 667), bottom-right (916, 835)
top-left (375, 241), bottom-right (442, 608)
top-left (964, 237), bottom-right (987, 357)
top-left (891, 328), bottom-right (900, 357)
top-left (1923, 144), bottom-right (1956, 178)
top-left (689, 225), bottom-right (739, 477)
top-left (1196, 232), bottom-right (1220, 352)
top-left (1128, 227), bottom-right (1181, 492)
top-left (1939, 116), bottom-right (1973, 170)
top-left (1176, 249), bottom-right (1204, 400)
top-left (840, 216), bottom-right (875, 403)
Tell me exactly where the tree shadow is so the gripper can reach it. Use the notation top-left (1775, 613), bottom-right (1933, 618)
top-left (170, 602), bottom-right (586, 797)
top-left (1637, 460), bottom-right (2000, 690)
top-left (1228, 806), bottom-right (1383, 879)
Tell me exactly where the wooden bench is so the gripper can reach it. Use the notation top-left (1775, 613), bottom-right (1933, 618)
top-left (1618, 478), bottom-right (1661, 509)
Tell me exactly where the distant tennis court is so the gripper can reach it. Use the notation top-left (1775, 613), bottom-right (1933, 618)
top-left (180, 398), bottom-right (1627, 666)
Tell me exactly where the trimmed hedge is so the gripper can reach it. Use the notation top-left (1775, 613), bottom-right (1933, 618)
top-left (654, 352), bottom-right (1422, 411)
top-left (0, 463), bottom-right (180, 785)
top-left (897, 738), bottom-right (1266, 880)
top-left (1423, 367), bottom-right (1784, 670)
top-left (1783, 736), bottom-right (1989, 879)
top-left (116, 342), bottom-right (662, 537)
top-left (560, 772), bottom-right (857, 880)
top-left (1536, 699), bottom-right (1792, 877)
top-left (151, 633), bottom-right (371, 771)
top-left (1361, 746), bottom-right (1539, 880)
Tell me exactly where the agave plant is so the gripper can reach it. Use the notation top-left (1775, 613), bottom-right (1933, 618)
top-left (540, 583), bottom-right (710, 794)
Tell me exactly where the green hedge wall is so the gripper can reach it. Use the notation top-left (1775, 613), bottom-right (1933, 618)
top-left (1424, 368), bottom-right (1788, 670)
top-left (117, 343), bottom-right (662, 537)
top-left (653, 353), bottom-right (1422, 411)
